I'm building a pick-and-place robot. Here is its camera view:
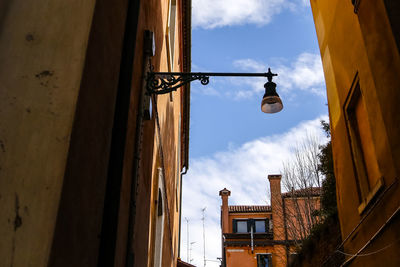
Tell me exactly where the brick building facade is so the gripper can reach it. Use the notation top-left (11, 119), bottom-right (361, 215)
top-left (220, 175), bottom-right (320, 267)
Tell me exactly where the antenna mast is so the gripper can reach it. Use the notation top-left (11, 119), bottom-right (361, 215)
top-left (190, 242), bottom-right (196, 263)
top-left (201, 207), bottom-right (206, 267)
top-left (185, 217), bottom-right (189, 262)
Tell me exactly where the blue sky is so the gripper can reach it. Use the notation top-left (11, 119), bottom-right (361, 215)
top-left (180, 1), bottom-right (328, 266)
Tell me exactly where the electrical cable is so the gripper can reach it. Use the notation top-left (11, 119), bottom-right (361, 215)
top-left (335, 238), bottom-right (400, 257)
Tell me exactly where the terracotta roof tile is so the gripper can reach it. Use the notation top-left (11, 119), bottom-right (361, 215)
top-left (228, 205), bottom-right (271, 213)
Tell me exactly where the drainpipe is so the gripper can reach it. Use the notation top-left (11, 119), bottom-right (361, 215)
top-left (251, 223), bottom-right (254, 254)
top-left (178, 166), bottom-right (188, 258)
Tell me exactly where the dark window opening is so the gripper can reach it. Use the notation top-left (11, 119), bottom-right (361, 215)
top-left (157, 189), bottom-right (163, 216)
top-left (232, 219), bottom-right (269, 233)
top-left (257, 254), bottom-right (272, 267)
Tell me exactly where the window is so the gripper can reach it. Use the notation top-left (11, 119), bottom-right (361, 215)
top-left (166, 0), bottom-right (177, 70)
top-left (154, 168), bottom-right (165, 267)
top-left (233, 219), bottom-right (269, 233)
top-left (257, 254), bottom-right (272, 267)
top-left (345, 75), bottom-right (382, 210)
top-left (157, 189), bottom-right (163, 216)
top-left (166, 0), bottom-right (177, 101)
top-left (236, 220), bottom-right (247, 233)
top-left (255, 220), bottom-right (266, 233)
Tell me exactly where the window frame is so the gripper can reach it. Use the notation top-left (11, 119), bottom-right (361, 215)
top-left (256, 253), bottom-right (272, 267)
top-left (344, 76), bottom-right (370, 201)
top-left (344, 73), bottom-right (384, 214)
top-left (166, 0), bottom-right (177, 71)
top-left (255, 219), bottom-right (268, 233)
top-left (232, 219), bottom-right (248, 233)
top-left (232, 218), bottom-right (269, 233)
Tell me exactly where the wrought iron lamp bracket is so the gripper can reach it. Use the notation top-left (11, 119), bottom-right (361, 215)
top-left (146, 71), bottom-right (209, 95)
top-left (145, 67), bottom-right (277, 95)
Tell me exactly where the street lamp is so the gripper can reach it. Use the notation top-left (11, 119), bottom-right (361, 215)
top-left (146, 68), bottom-right (283, 114)
top-left (261, 69), bottom-right (283, 113)
top-left (144, 30), bottom-right (283, 114)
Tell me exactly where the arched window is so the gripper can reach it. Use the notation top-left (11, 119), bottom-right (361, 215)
top-left (154, 168), bottom-right (165, 267)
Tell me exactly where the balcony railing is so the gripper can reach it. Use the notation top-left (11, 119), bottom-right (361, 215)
top-left (224, 232), bottom-right (272, 247)
top-left (223, 232), bottom-right (273, 240)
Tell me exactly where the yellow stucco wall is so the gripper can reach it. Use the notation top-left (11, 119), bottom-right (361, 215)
top-left (131, 0), bottom-right (187, 267)
top-left (310, 0), bottom-right (400, 265)
top-left (0, 1), bottom-right (96, 266)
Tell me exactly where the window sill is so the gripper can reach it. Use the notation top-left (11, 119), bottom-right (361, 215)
top-left (358, 177), bottom-right (384, 215)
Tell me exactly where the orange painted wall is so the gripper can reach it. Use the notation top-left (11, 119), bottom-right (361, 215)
top-left (224, 208), bottom-right (287, 266)
top-left (226, 247), bottom-right (277, 267)
top-left (131, 0), bottom-right (189, 267)
top-left (225, 246), bottom-right (287, 267)
top-left (310, 0), bottom-right (400, 265)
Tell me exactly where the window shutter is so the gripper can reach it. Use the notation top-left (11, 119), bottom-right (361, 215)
top-left (265, 219), bottom-right (269, 232)
top-left (232, 219), bottom-right (237, 233)
top-left (157, 189), bottom-right (163, 216)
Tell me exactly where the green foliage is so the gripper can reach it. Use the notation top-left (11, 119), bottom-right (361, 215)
top-left (289, 120), bottom-right (343, 267)
top-left (290, 212), bottom-right (343, 267)
top-left (318, 120), bottom-right (337, 217)
top-left (320, 120), bottom-right (331, 138)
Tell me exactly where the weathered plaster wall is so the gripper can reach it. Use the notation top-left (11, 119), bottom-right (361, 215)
top-left (0, 1), bottom-right (96, 266)
top-left (0, 0), bottom-right (188, 266)
top-left (49, 0), bottom-right (130, 265)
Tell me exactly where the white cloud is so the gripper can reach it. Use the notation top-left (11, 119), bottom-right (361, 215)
top-left (192, 53), bottom-right (325, 100)
top-left (192, 0), bottom-right (310, 29)
top-left (192, 85), bottom-right (221, 96)
top-left (284, 52), bottom-right (324, 92)
top-left (232, 52), bottom-right (325, 99)
top-left (180, 115), bottom-right (328, 267)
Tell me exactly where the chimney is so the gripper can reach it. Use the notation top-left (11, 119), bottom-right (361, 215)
top-left (219, 188), bottom-right (231, 233)
top-left (268, 174), bottom-right (284, 240)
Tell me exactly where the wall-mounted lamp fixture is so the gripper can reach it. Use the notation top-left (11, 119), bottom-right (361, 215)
top-left (351, 0), bottom-right (360, 13)
top-left (144, 30), bottom-right (283, 114)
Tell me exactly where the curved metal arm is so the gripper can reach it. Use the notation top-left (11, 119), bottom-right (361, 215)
top-left (146, 69), bottom-right (277, 95)
top-left (146, 72), bottom-right (209, 95)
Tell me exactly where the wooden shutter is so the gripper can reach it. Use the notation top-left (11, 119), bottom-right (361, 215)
top-left (248, 219), bottom-right (254, 232)
top-left (232, 219), bottom-right (237, 233)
